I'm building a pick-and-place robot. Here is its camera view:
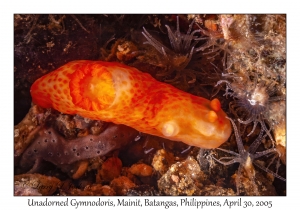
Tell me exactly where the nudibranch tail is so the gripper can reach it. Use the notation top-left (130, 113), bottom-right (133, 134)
top-left (31, 60), bottom-right (232, 149)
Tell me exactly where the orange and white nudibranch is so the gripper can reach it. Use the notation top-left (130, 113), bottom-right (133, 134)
top-left (30, 60), bottom-right (232, 149)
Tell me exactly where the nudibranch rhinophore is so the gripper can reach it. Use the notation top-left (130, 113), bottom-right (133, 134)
top-left (30, 60), bottom-right (232, 149)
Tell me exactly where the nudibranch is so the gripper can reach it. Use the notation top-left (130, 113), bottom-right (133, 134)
top-left (30, 60), bottom-right (232, 149)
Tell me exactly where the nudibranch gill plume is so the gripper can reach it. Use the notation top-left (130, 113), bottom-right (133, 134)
top-left (30, 60), bottom-right (232, 149)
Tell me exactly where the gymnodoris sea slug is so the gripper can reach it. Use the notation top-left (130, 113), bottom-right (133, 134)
top-left (30, 60), bottom-right (232, 149)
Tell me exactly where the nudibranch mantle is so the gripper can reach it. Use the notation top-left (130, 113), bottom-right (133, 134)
top-left (31, 60), bottom-right (232, 149)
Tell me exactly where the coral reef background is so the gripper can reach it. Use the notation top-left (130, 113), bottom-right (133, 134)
top-left (14, 14), bottom-right (286, 196)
